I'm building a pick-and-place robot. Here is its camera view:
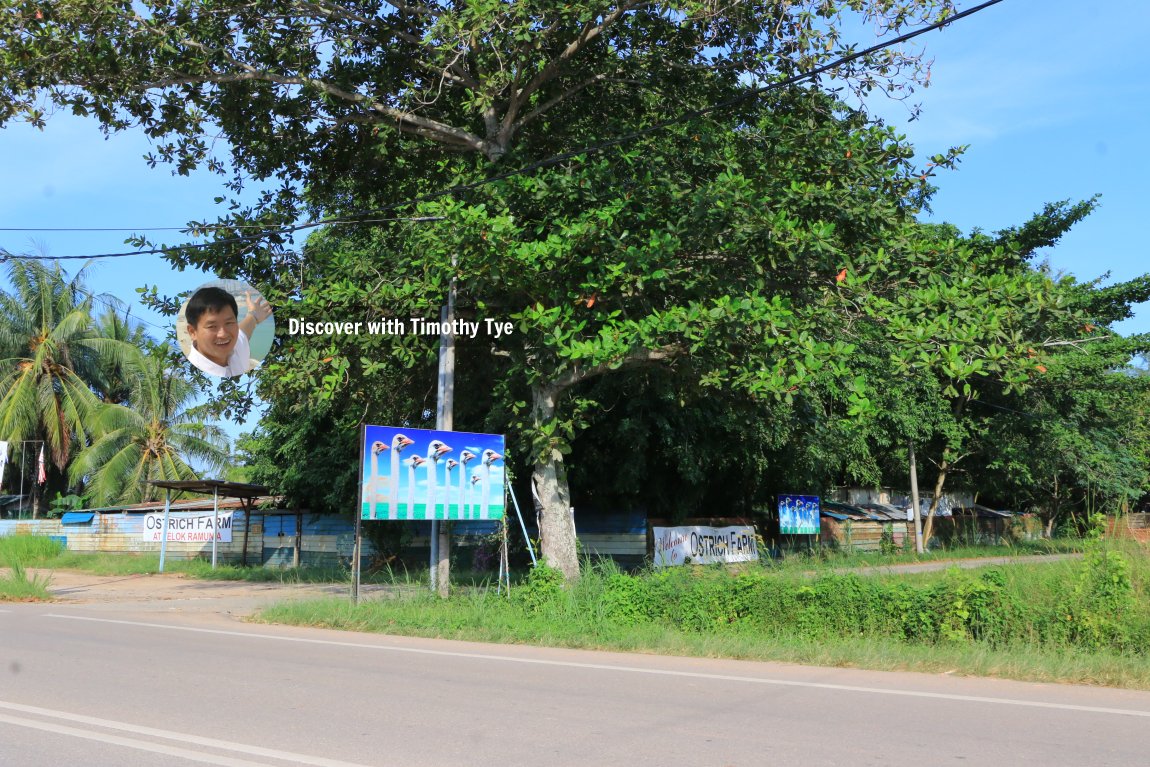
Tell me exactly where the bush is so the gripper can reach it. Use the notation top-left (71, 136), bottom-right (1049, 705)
top-left (498, 549), bottom-right (1149, 657)
top-left (1058, 546), bottom-right (1137, 651)
top-left (516, 561), bottom-right (565, 612)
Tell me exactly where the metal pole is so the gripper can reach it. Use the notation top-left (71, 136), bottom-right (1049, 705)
top-left (508, 477), bottom-right (537, 566)
top-left (910, 442), bottom-right (924, 554)
top-left (294, 510), bottom-right (303, 569)
top-left (431, 256), bottom-right (457, 597)
top-left (17, 442), bottom-right (24, 518)
top-left (159, 488), bottom-right (171, 573)
top-left (211, 486), bottom-right (219, 569)
top-left (353, 424), bottom-right (365, 605)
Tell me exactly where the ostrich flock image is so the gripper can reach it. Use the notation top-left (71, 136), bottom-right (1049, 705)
top-left (360, 426), bottom-right (506, 520)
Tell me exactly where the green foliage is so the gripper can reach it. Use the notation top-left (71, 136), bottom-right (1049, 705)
top-left (515, 560), bottom-right (567, 612)
top-left (0, 560), bottom-right (53, 601)
top-left (7, 1), bottom-right (1147, 574)
top-left (1057, 546), bottom-right (1138, 651)
top-left (70, 348), bottom-right (230, 505)
top-left (0, 534), bottom-right (60, 600)
top-left (0, 534), bottom-right (65, 566)
top-left (0, 260), bottom-right (138, 483)
top-left (513, 552), bottom-right (1148, 655)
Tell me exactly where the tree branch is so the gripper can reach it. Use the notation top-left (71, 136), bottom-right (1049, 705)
top-left (549, 343), bottom-right (683, 395)
top-left (503, 2), bottom-right (648, 141)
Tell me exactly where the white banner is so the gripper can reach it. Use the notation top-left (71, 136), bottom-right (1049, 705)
top-left (143, 511), bottom-right (234, 542)
top-left (653, 525), bottom-right (759, 567)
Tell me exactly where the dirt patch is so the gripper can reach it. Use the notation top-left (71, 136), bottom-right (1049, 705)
top-left (5, 568), bottom-right (369, 615)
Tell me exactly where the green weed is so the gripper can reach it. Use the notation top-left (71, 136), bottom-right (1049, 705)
top-left (0, 561), bottom-right (53, 601)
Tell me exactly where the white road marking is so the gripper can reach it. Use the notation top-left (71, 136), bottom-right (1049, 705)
top-left (45, 613), bottom-right (1150, 719)
top-left (0, 712), bottom-right (276, 767)
top-left (0, 701), bottom-right (376, 767)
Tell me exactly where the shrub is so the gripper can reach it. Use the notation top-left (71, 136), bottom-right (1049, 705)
top-left (516, 561), bottom-right (565, 613)
top-left (1058, 546), bottom-right (1137, 651)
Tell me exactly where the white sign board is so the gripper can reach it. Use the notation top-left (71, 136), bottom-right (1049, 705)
top-left (653, 525), bottom-right (759, 567)
top-left (143, 511), bottom-right (234, 542)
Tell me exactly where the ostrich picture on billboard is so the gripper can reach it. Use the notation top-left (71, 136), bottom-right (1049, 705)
top-left (360, 425), bottom-right (506, 520)
top-left (779, 494), bottom-right (820, 535)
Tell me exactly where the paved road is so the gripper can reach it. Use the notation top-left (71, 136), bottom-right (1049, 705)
top-left (2, 600), bottom-right (1149, 766)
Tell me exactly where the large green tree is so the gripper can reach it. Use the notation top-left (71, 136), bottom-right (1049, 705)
top-left (8, 1), bottom-right (1054, 575)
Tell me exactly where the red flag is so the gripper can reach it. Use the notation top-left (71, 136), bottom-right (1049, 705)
top-left (36, 446), bottom-right (46, 485)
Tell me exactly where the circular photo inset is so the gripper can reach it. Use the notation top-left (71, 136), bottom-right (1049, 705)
top-left (177, 279), bottom-right (275, 378)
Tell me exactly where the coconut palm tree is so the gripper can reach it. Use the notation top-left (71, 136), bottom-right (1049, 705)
top-left (0, 259), bottom-right (138, 513)
top-left (71, 349), bottom-right (231, 505)
top-left (91, 304), bottom-right (151, 405)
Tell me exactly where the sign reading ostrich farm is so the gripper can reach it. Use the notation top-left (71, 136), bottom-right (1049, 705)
top-left (779, 494), bottom-right (821, 535)
top-left (360, 425), bottom-right (506, 521)
top-left (652, 525), bottom-right (759, 567)
top-left (142, 511), bottom-right (233, 542)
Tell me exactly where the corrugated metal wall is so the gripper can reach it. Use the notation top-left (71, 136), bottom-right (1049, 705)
top-left (0, 513), bottom-right (505, 568)
top-left (0, 513), bottom-right (263, 562)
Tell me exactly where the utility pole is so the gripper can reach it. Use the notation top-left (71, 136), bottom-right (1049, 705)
top-left (430, 257), bottom-right (456, 598)
top-left (909, 442), bottom-right (924, 554)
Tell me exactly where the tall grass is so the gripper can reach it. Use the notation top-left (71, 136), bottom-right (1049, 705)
top-left (259, 543), bottom-right (1150, 689)
top-left (0, 534), bottom-right (64, 565)
top-left (0, 535), bottom-right (59, 601)
top-left (0, 561), bottom-right (54, 601)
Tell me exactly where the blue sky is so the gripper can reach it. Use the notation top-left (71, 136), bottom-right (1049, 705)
top-left (0, 0), bottom-right (1146, 448)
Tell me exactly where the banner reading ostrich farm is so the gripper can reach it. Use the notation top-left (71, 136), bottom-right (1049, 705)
top-left (653, 525), bottom-right (759, 567)
top-left (360, 425), bottom-right (506, 521)
top-left (779, 494), bottom-right (821, 535)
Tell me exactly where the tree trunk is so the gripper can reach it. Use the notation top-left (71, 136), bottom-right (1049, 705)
top-left (920, 455), bottom-right (950, 549)
top-left (1046, 472), bottom-right (1061, 539)
top-left (531, 385), bottom-right (579, 580)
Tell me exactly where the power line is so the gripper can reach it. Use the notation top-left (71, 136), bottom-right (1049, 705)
top-left (1, 0), bottom-right (1003, 262)
top-left (0, 216), bottom-right (446, 233)
top-left (0, 216), bottom-right (447, 261)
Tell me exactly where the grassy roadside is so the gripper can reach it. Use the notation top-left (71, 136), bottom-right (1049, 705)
top-left (0, 535), bottom-right (59, 600)
top-left (0, 531), bottom-right (1083, 579)
top-left (256, 544), bottom-right (1150, 690)
top-left (258, 594), bottom-right (1150, 689)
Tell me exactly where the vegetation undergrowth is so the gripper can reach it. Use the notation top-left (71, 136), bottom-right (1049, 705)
top-left (0, 561), bottom-right (54, 601)
top-left (0, 535), bottom-right (60, 600)
top-left (258, 541), bottom-right (1150, 689)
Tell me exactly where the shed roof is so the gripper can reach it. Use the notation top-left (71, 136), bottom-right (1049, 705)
top-left (145, 479), bottom-right (269, 498)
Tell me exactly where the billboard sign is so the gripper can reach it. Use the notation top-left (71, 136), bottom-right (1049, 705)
top-left (361, 425), bottom-right (505, 520)
top-left (779, 494), bottom-right (820, 535)
top-left (652, 525), bottom-right (759, 567)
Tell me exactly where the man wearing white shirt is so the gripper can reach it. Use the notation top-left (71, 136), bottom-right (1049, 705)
top-left (184, 286), bottom-right (272, 377)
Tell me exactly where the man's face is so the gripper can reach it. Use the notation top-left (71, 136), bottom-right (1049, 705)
top-left (187, 305), bottom-right (238, 366)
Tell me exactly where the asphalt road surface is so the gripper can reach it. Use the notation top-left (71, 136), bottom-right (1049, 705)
top-left (2, 599), bottom-right (1150, 767)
